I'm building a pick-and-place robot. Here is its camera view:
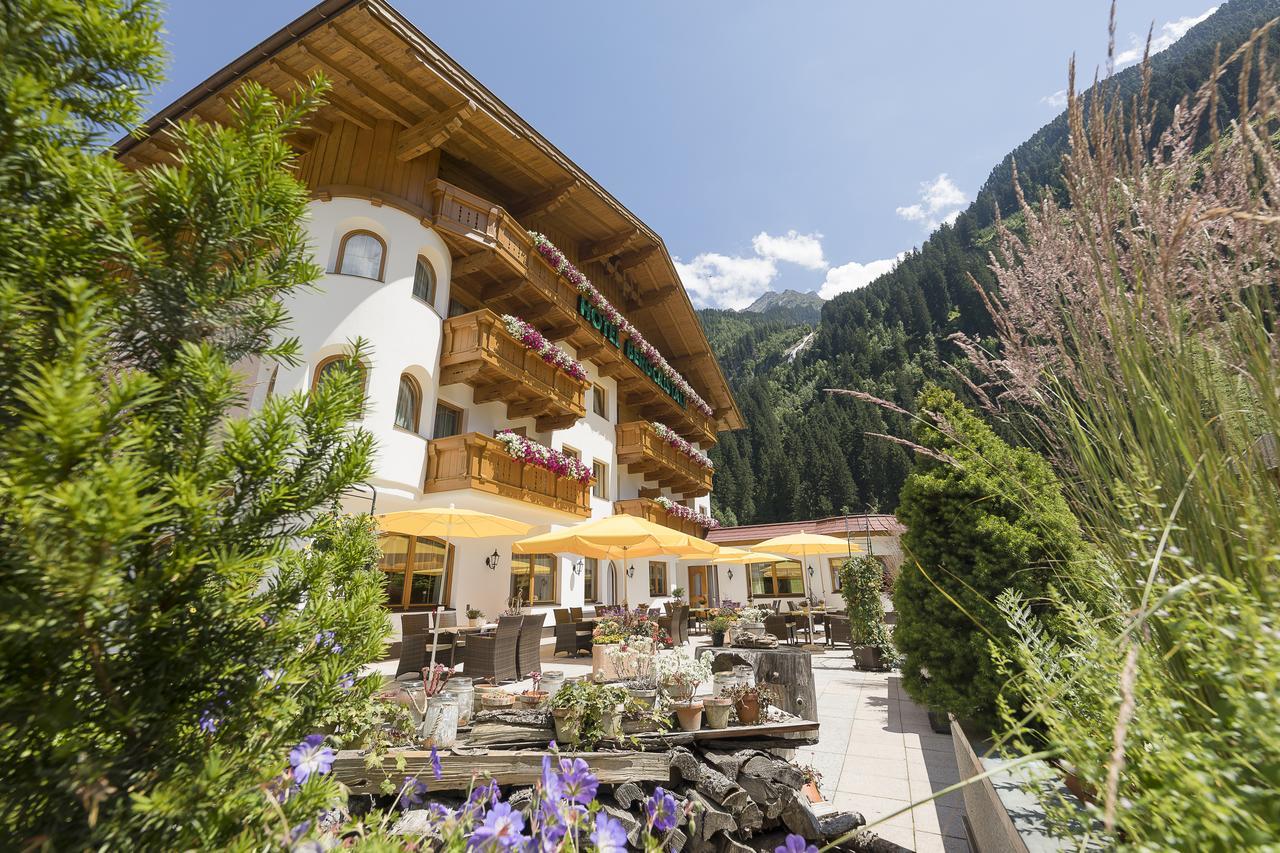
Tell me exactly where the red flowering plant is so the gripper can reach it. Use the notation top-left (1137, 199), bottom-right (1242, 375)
top-left (500, 314), bottom-right (588, 382)
top-left (654, 496), bottom-right (719, 530)
top-left (651, 422), bottom-right (713, 470)
top-left (495, 431), bottom-right (592, 485)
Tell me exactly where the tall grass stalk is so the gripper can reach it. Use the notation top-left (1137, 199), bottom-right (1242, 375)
top-left (958, 21), bottom-right (1280, 848)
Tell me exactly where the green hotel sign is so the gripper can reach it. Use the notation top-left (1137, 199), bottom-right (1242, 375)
top-left (578, 295), bottom-right (685, 408)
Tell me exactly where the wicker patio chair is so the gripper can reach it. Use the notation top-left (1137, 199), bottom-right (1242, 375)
top-left (827, 615), bottom-right (852, 649)
top-left (554, 618), bottom-right (593, 657)
top-left (460, 615), bottom-right (521, 683)
top-left (553, 608), bottom-right (571, 625)
top-left (396, 633), bottom-right (427, 678)
top-left (764, 614), bottom-right (792, 644)
top-left (569, 607), bottom-right (584, 621)
top-left (516, 613), bottom-right (546, 677)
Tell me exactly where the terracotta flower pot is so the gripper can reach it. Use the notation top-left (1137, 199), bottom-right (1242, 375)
top-left (673, 701), bottom-right (704, 732)
top-left (516, 690), bottom-right (548, 710)
top-left (480, 692), bottom-right (514, 711)
top-left (734, 694), bottom-right (761, 725)
top-left (703, 697), bottom-right (733, 729)
top-left (592, 642), bottom-right (619, 681)
top-left (802, 782), bottom-right (822, 804)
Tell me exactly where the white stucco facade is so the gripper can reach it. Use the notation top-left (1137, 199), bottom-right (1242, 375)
top-left (246, 197), bottom-right (721, 627)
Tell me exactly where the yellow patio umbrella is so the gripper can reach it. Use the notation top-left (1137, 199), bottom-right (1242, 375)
top-left (376, 504), bottom-right (533, 669)
top-left (750, 531), bottom-right (861, 648)
top-left (707, 547), bottom-right (790, 565)
top-left (514, 514), bottom-right (717, 602)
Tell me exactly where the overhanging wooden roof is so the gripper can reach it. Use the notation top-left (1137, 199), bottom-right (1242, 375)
top-left (116, 0), bottom-right (742, 432)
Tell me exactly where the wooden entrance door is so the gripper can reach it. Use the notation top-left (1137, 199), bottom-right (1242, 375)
top-left (687, 565), bottom-right (709, 606)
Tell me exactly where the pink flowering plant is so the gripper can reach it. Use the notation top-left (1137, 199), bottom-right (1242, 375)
top-left (529, 231), bottom-right (715, 418)
top-left (654, 496), bottom-right (720, 530)
top-left (495, 431), bottom-right (592, 485)
top-left (500, 314), bottom-right (588, 382)
top-left (651, 422), bottom-right (713, 470)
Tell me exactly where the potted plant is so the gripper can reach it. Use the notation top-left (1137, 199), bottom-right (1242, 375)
top-left (799, 764), bottom-right (824, 803)
top-left (516, 671), bottom-right (548, 709)
top-left (839, 555), bottom-right (891, 670)
top-left (707, 615), bottom-right (733, 647)
top-left (670, 585), bottom-right (686, 602)
top-left (734, 606), bottom-right (768, 639)
top-left (465, 605), bottom-right (484, 628)
top-left (703, 695), bottom-right (733, 729)
top-left (724, 683), bottom-right (771, 726)
top-left (591, 617), bottom-right (626, 681)
top-left (548, 680), bottom-right (629, 747)
top-left (480, 690), bottom-right (514, 711)
top-left (654, 649), bottom-right (713, 705)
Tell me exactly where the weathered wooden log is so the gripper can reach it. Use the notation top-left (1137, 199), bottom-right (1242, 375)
top-left (713, 830), bottom-right (755, 853)
top-left (670, 748), bottom-right (704, 783)
top-left (737, 800), bottom-right (764, 835)
top-left (601, 803), bottom-right (643, 846)
top-left (687, 791), bottom-right (736, 841)
top-left (780, 790), bottom-right (823, 839)
top-left (845, 830), bottom-right (913, 853)
top-left (613, 780), bottom-right (645, 810)
top-left (811, 801), bottom-right (865, 839)
top-left (695, 647), bottom-right (818, 720)
top-left (737, 774), bottom-right (789, 819)
top-left (331, 749), bottom-right (669, 793)
top-left (742, 754), bottom-right (803, 789)
top-left (460, 721), bottom-right (555, 748)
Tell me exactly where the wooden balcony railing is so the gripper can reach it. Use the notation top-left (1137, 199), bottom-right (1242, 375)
top-left (615, 421), bottom-right (714, 498)
top-left (440, 309), bottom-right (588, 431)
top-left (425, 432), bottom-right (592, 518)
top-left (425, 177), bottom-right (718, 447)
top-left (613, 497), bottom-right (708, 538)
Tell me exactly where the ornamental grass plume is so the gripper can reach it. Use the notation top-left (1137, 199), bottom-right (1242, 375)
top-left (958, 22), bottom-right (1280, 847)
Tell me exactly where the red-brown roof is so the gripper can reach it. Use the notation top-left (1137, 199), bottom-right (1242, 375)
top-left (708, 514), bottom-right (905, 545)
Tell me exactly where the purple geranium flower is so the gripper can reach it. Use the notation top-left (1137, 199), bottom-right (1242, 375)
top-left (465, 778), bottom-right (501, 817)
top-left (645, 786), bottom-right (679, 834)
top-left (288, 734), bottom-right (335, 784)
top-left (430, 745), bottom-right (443, 780)
top-left (397, 775), bottom-right (429, 810)
top-left (775, 834), bottom-right (819, 853)
top-left (469, 802), bottom-right (525, 850)
top-left (198, 709), bottom-right (219, 734)
top-left (591, 812), bottom-right (630, 853)
top-left (554, 757), bottom-right (599, 806)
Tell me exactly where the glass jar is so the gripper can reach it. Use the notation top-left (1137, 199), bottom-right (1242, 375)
top-left (421, 695), bottom-right (459, 748)
top-left (443, 678), bottom-right (474, 727)
top-left (394, 675), bottom-right (427, 725)
top-left (733, 664), bottom-right (755, 689)
top-left (713, 671), bottom-right (738, 697)
top-left (540, 670), bottom-right (566, 698)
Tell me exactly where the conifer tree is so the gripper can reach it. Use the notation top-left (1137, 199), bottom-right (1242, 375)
top-left (0, 2), bottom-right (390, 847)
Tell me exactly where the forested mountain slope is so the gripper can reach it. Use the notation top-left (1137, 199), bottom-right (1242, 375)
top-left (705, 0), bottom-right (1280, 527)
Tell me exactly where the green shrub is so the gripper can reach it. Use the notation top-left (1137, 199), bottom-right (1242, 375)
top-left (892, 386), bottom-right (1083, 730)
top-left (0, 3), bottom-right (391, 846)
top-left (838, 554), bottom-right (890, 653)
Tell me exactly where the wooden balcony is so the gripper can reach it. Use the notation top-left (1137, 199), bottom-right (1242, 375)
top-left (440, 309), bottom-right (588, 431)
top-left (615, 421), bottom-right (714, 498)
top-left (425, 432), bottom-right (592, 518)
top-left (425, 177), bottom-right (717, 447)
top-left (613, 497), bottom-right (708, 538)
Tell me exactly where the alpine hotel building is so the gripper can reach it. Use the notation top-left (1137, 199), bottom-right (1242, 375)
top-left (117, 0), bottom-right (745, 623)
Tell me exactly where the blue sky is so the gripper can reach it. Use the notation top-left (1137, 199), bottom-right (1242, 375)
top-left (147, 1), bottom-right (1219, 309)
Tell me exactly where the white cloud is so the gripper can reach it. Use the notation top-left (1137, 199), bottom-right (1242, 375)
top-left (751, 229), bottom-right (828, 270)
top-left (1115, 6), bottom-right (1218, 68)
top-left (676, 253), bottom-right (778, 311)
top-left (677, 228), bottom-right (831, 309)
top-left (817, 253), bottom-right (906, 300)
top-left (1041, 89), bottom-right (1068, 109)
top-left (896, 173), bottom-right (968, 231)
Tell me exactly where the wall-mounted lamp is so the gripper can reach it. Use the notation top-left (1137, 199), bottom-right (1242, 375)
top-left (807, 564), bottom-right (816, 578)
top-left (626, 564), bottom-right (636, 578)
top-left (571, 559), bottom-right (584, 577)
top-left (726, 567), bottom-right (734, 581)
top-left (484, 549), bottom-right (501, 572)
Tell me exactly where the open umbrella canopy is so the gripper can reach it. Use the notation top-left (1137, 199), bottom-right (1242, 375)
top-left (749, 531), bottom-right (859, 558)
top-left (375, 505), bottom-right (532, 539)
top-left (708, 547), bottom-right (791, 565)
top-left (512, 514), bottom-right (717, 558)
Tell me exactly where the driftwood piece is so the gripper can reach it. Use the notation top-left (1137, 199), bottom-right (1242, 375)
top-left (742, 754), bottom-right (803, 789)
top-left (460, 721), bottom-right (555, 748)
top-left (696, 647), bottom-right (818, 720)
top-left (846, 830), bottom-right (913, 852)
top-left (331, 749), bottom-right (669, 793)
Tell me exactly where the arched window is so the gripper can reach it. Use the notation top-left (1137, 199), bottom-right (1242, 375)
top-left (335, 230), bottom-right (386, 280)
top-left (412, 256), bottom-right (436, 304)
top-left (312, 356), bottom-right (367, 399)
top-left (394, 374), bottom-right (421, 432)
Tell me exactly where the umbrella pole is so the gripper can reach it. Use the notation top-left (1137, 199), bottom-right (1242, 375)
top-left (803, 545), bottom-right (820, 651)
top-left (429, 519), bottom-right (451, 674)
